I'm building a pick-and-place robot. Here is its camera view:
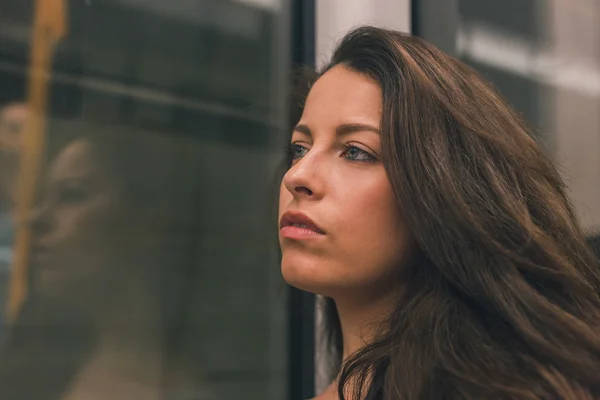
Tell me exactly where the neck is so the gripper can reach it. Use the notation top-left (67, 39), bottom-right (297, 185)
top-left (66, 299), bottom-right (167, 400)
top-left (319, 288), bottom-right (399, 400)
top-left (336, 289), bottom-right (398, 360)
top-left (92, 287), bottom-right (166, 379)
top-left (68, 330), bottom-right (164, 400)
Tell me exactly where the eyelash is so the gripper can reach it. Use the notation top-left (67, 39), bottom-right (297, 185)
top-left (57, 186), bottom-right (87, 203)
top-left (289, 143), bottom-right (377, 163)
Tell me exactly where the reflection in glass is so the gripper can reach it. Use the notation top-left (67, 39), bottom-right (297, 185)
top-left (0, 128), bottom-right (205, 399)
top-left (0, 101), bottom-right (27, 336)
top-left (0, 0), bottom-right (289, 398)
top-left (454, 0), bottom-right (600, 235)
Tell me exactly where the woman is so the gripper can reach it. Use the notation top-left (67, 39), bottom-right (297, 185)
top-left (0, 125), bottom-right (206, 399)
top-left (279, 27), bottom-right (600, 400)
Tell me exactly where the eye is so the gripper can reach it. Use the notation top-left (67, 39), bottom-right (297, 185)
top-left (58, 186), bottom-right (87, 204)
top-left (341, 144), bottom-right (376, 162)
top-left (290, 143), bottom-right (308, 160)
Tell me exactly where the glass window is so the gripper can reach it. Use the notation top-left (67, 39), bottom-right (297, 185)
top-left (0, 0), bottom-right (289, 399)
top-left (415, 0), bottom-right (600, 240)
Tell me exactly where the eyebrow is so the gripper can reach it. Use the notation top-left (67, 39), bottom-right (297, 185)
top-left (294, 123), bottom-right (381, 137)
top-left (57, 176), bottom-right (87, 183)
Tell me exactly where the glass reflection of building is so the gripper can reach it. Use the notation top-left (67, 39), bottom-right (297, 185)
top-left (415, 0), bottom-right (600, 241)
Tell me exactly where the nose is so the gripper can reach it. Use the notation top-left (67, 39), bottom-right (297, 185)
top-left (282, 153), bottom-right (325, 200)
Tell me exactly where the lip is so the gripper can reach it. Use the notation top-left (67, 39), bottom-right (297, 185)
top-left (279, 211), bottom-right (326, 240)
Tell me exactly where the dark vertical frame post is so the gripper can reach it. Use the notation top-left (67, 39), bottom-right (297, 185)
top-left (288, 1), bottom-right (316, 400)
top-left (287, 288), bottom-right (316, 400)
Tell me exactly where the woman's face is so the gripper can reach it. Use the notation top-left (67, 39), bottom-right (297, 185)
top-left (279, 65), bottom-right (414, 300)
top-left (30, 139), bottom-right (131, 306)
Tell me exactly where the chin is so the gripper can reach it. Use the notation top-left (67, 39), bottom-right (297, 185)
top-left (281, 255), bottom-right (346, 297)
top-left (281, 254), bottom-right (403, 304)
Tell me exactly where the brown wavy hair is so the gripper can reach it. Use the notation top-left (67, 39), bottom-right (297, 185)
top-left (312, 26), bottom-right (600, 399)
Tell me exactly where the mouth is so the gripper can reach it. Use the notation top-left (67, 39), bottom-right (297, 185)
top-left (279, 211), bottom-right (326, 240)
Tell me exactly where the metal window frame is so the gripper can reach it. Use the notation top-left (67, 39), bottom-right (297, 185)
top-left (288, 1), bottom-right (316, 399)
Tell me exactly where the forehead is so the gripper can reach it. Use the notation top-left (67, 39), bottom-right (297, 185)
top-left (303, 65), bottom-right (382, 124)
top-left (50, 140), bottom-right (97, 180)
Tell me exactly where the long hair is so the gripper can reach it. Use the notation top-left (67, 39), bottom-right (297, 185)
top-left (317, 26), bottom-right (600, 399)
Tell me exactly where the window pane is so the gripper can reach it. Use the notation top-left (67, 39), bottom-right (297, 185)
top-left (454, 0), bottom-right (600, 235)
top-left (418, 0), bottom-right (600, 239)
top-left (0, 0), bottom-right (289, 399)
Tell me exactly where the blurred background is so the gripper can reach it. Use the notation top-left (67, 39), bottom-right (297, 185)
top-left (0, 1), bottom-right (597, 399)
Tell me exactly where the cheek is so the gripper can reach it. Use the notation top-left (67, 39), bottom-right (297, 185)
top-left (33, 201), bottom-right (117, 298)
top-left (36, 200), bottom-right (130, 300)
top-left (53, 199), bottom-right (123, 253)
top-left (281, 170), bottom-right (414, 297)
top-left (349, 180), bottom-right (400, 232)
top-left (332, 177), bottom-right (412, 283)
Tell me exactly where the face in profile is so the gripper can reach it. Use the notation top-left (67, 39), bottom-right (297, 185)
top-left (29, 139), bottom-right (132, 307)
top-left (278, 65), bottom-right (414, 300)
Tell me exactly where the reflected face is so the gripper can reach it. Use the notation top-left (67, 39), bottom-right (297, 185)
top-left (278, 66), bottom-right (414, 299)
top-left (30, 139), bottom-right (129, 304)
top-left (0, 103), bottom-right (27, 151)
